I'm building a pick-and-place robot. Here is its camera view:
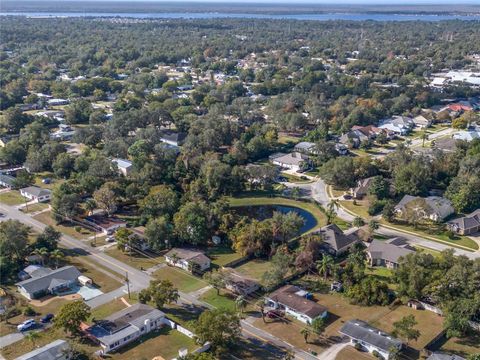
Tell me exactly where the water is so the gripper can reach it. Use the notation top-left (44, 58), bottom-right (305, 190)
top-left (1, 12), bottom-right (479, 21)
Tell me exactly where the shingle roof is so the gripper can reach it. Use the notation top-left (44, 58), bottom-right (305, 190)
top-left (368, 240), bottom-right (415, 264)
top-left (395, 195), bottom-right (454, 220)
top-left (448, 209), bottom-right (480, 231)
top-left (268, 285), bottom-right (327, 319)
top-left (16, 266), bottom-right (80, 295)
top-left (21, 186), bottom-right (51, 198)
top-left (15, 339), bottom-right (69, 360)
top-left (426, 353), bottom-right (466, 360)
top-left (318, 224), bottom-right (359, 251)
top-left (165, 248), bottom-right (210, 265)
top-left (340, 320), bottom-right (402, 352)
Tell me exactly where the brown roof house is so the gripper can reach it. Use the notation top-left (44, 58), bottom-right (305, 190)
top-left (265, 285), bottom-right (328, 324)
top-left (165, 248), bottom-right (211, 273)
top-left (350, 177), bottom-right (375, 199)
top-left (367, 238), bottom-right (415, 269)
top-left (316, 224), bottom-right (361, 257)
top-left (221, 268), bottom-right (260, 296)
top-left (84, 215), bottom-right (127, 235)
top-left (447, 209), bottom-right (480, 235)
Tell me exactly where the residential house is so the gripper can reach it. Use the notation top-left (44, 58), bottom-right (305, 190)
top-left (165, 248), bottom-right (211, 273)
top-left (379, 116), bottom-right (414, 135)
top-left (16, 266), bottom-right (81, 300)
top-left (394, 195), bottom-right (455, 222)
top-left (222, 268), bottom-right (260, 296)
top-left (112, 158), bottom-right (133, 176)
top-left (84, 215), bottom-right (127, 235)
top-left (269, 152), bottom-right (311, 172)
top-left (432, 137), bottom-right (459, 153)
top-left (50, 124), bottom-right (75, 141)
top-left (18, 265), bottom-right (53, 281)
top-left (407, 297), bottom-right (443, 315)
top-left (20, 186), bottom-right (52, 203)
top-left (340, 320), bottom-right (403, 359)
top-left (335, 143), bottom-right (349, 155)
top-left (294, 142), bottom-right (317, 155)
top-left (350, 177), bottom-right (375, 199)
top-left (86, 303), bottom-right (166, 354)
top-left (14, 339), bottom-right (70, 360)
top-left (47, 98), bottom-right (69, 106)
top-left (351, 125), bottom-right (389, 139)
top-left (339, 129), bottom-right (369, 148)
top-left (266, 285), bottom-right (328, 324)
top-left (413, 115), bottom-right (432, 128)
top-left (447, 209), bottom-right (480, 235)
top-left (160, 131), bottom-right (187, 147)
top-left (426, 353), bottom-right (465, 360)
top-left (316, 224), bottom-right (361, 257)
top-left (367, 238), bottom-right (415, 269)
top-left (452, 130), bottom-right (480, 142)
top-left (0, 173), bottom-right (16, 188)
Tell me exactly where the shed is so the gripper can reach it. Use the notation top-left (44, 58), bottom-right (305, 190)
top-left (78, 275), bottom-right (93, 286)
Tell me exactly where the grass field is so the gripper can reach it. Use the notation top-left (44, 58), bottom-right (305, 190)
top-left (228, 196), bottom-right (327, 232)
top-left (113, 327), bottom-right (197, 360)
top-left (33, 211), bottom-right (96, 240)
top-left (199, 288), bottom-right (236, 311)
top-left (335, 346), bottom-right (375, 360)
top-left (235, 259), bottom-right (272, 283)
top-left (19, 202), bottom-right (49, 213)
top-left (89, 298), bottom-right (129, 321)
top-left (206, 246), bottom-right (244, 267)
top-left (281, 172), bottom-right (314, 184)
top-left (153, 266), bottom-right (207, 293)
top-left (365, 267), bottom-right (397, 290)
top-left (439, 333), bottom-right (480, 358)
top-left (0, 191), bottom-right (26, 205)
top-left (105, 247), bottom-right (164, 271)
top-left (339, 199), bottom-right (372, 220)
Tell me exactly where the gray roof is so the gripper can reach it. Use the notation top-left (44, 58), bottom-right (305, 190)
top-left (160, 131), bottom-right (187, 145)
top-left (426, 353), bottom-right (466, 360)
top-left (340, 320), bottom-right (402, 352)
top-left (89, 303), bottom-right (165, 346)
top-left (21, 186), bottom-right (51, 198)
top-left (270, 152), bottom-right (310, 167)
top-left (352, 177), bottom-right (375, 196)
top-left (268, 285), bottom-right (327, 319)
top-left (16, 266), bottom-right (80, 295)
top-left (15, 339), bottom-right (69, 360)
top-left (318, 224), bottom-right (360, 252)
top-left (368, 239), bottom-right (415, 264)
top-left (0, 173), bottom-right (16, 187)
top-left (165, 248), bottom-right (210, 265)
top-left (112, 158), bottom-right (132, 169)
top-left (448, 209), bottom-right (480, 231)
top-left (395, 195), bottom-right (454, 220)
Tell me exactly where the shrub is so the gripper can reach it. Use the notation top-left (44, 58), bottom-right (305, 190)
top-left (372, 350), bottom-right (381, 358)
top-left (23, 306), bottom-right (36, 316)
top-left (74, 226), bottom-right (82, 233)
top-left (354, 342), bottom-right (362, 351)
top-left (368, 199), bottom-right (385, 216)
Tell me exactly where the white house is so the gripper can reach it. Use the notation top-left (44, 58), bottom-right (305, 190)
top-left (165, 248), bottom-right (211, 273)
top-left (112, 158), bottom-right (133, 176)
top-left (340, 320), bottom-right (403, 359)
top-left (269, 152), bottom-right (311, 172)
top-left (15, 339), bottom-right (70, 360)
top-left (413, 115), bottom-right (432, 128)
top-left (265, 285), bottom-right (328, 324)
top-left (379, 116), bottom-right (414, 135)
top-left (84, 215), bottom-right (127, 235)
top-left (20, 186), bottom-right (52, 203)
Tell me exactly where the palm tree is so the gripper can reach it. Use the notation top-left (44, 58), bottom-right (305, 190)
top-left (25, 331), bottom-right (40, 347)
top-left (235, 295), bottom-right (247, 314)
top-left (301, 328), bottom-right (311, 343)
top-left (327, 199), bottom-right (339, 213)
top-left (368, 219), bottom-right (380, 238)
top-left (49, 249), bottom-right (64, 269)
top-left (353, 216), bottom-right (365, 228)
top-left (31, 247), bottom-right (49, 266)
top-left (170, 253), bottom-right (180, 267)
top-left (316, 255), bottom-right (334, 281)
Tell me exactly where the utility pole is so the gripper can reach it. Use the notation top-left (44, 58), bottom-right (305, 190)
top-left (125, 271), bottom-right (131, 299)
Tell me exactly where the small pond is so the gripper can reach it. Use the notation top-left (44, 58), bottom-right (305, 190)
top-left (234, 205), bottom-right (317, 234)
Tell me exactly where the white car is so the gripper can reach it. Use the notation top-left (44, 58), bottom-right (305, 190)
top-left (17, 319), bottom-right (36, 331)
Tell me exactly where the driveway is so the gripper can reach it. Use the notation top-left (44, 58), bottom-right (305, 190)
top-left (315, 342), bottom-right (349, 360)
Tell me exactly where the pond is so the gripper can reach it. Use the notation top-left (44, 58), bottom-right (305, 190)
top-left (234, 205), bottom-right (317, 234)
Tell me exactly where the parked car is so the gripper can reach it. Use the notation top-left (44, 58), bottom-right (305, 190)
top-left (17, 319), bottom-right (36, 331)
top-left (266, 310), bottom-right (285, 319)
top-left (40, 313), bottom-right (54, 323)
top-left (106, 235), bottom-right (115, 242)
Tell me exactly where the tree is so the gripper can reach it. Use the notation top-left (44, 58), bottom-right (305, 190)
top-left (345, 276), bottom-right (390, 306)
top-left (139, 185), bottom-right (179, 220)
top-left (93, 183), bottom-right (118, 216)
top-left (311, 317), bottom-right (327, 338)
top-left (0, 219), bottom-right (30, 281)
top-left (368, 220), bottom-right (379, 238)
top-left (191, 309), bottom-right (241, 354)
top-left (392, 315), bottom-right (420, 345)
top-left (301, 328), bottom-right (311, 343)
top-left (50, 249), bottom-right (64, 269)
top-left (203, 270), bottom-right (226, 295)
top-left (12, 170), bottom-right (34, 189)
top-left (51, 183), bottom-right (81, 222)
top-left (316, 255), bottom-right (335, 281)
top-left (139, 279), bottom-right (179, 309)
top-left (367, 176), bottom-right (389, 200)
top-left (174, 201), bottom-right (210, 246)
top-left (235, 295), bottom-right (247, 314)
top-left (53, 153), bottom-right (75, 179)
top-left (54, 300), bottom-right (90, 336)
top-left (326, 199), bottom-right (339, 224)
top-left (115, 228), bottom-right (134, 252)
top-left (35, 225), bottom-right (61, 251)
top-left (24, 331), bottom-right (40, 347)
top-left (84, 199), bottom-right (96, 216)
top-left (31, 247), bottom-right (49, 266)
top-left (262, 250), bottom-right (291, 290)
top-left (145, 216), bottom-right (174, 251)
top-left (388, 346), bottom-right (401, 360)
top-left (353, 216), bottom-right (365, 228)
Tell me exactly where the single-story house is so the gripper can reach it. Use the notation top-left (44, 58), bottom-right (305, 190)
top-left (426, 352), bottom-right (465, 360)
top-left (452, 130), bottom-right (480, 142)
top-left (0, 173), bottom-right (16, 188)
top-left (266, 285), bottom-right (327, 324)
top-left (407, 297), bottom-right (443, 315)
top-left (351, 125), bottom-right (389, 139)
top-left (18, 265), bottom-right (53, 281)
top-left (316, 224), bottom-right (361, 257)
top-left (47, 98), bottom-right (69, 106)
top-left (86, 303), bottom-right (166, 354)
top-left (14, 339), bottom-right (70, 360)
top-left (340, 319), bottom-right (403, 359)
top-left (339, 129), bottom-right (369, 148)
top-left (165, 248), bottom-right (211, 273)
top-left (160, 131), bottom-right (187, 147)
top-left (16, 266), bottom-right (81, 300)
top-left (294, 142), bottom-right (317, 155)
top-left (222, 268), bottom-right (261, 296)
top-left (394, 195), bottom-right (455, 223)
top-left (50, 124), bottom-right (75, 141)
top-left (20, 186), bottom-right (52, 203)
top-left (112, 158), bottom-right (133, 176)
top-left (335, 143), bottom-right (349, 155)
top-left (367, 238), bottom-right (415, 269)
top-left (269, 152), bottom-right (311, 172)
top-left (379, 115), bottom-right (414, 135)
top-left (447, 209), bottom-right (480, 235)
top-left (413, 115), bottom-right (432, 128)
top-left (350, 177), bottom-right (375, 199)
top-left (84, 215), bottom-right (127, 235)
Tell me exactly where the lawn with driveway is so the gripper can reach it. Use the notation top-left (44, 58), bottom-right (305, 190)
top-left (0, 190), bottom-right (26, 205)
top-left (105, 247), bottom-right (164, 271)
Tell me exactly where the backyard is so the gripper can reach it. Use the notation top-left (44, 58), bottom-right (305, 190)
top-left (0, 190), bottom-right (26, 205)
top-left (439, 333), bottom-right (480, 358)
top-left (235, 259), bottom-right (273, 284)
top-left (199, 288), bottom-right (237, 311)
top-left (205, 246), bottom-right (244, 267)
top-left (105, 247), bottom-right (164, 271)
top-left (33, 211), bottom-right (96, 240)
top-left (153, 266), bottom-right (208, 293)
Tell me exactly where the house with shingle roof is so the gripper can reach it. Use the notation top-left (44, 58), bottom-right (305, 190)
top-left (221, 268), bottom-right (260, 296)
top-left (269, 152), bottom-right (311, 172)
top-left (367, 238), bottom-right (415, 269)
top-left (266, 285), bottom-right (327, 324)
top-left (14, 339), bottom-right (70, 360)
top-left (426, 353), bottom-right (465, 360)
top-left (316, 224), bottom-right (361, 257)
top-left (340, 320), bottom-right (403, 359)
top-left (350, 177), bottom-right (376, 199)
top-left (165, 248), bottom-right (211, 273)
top-left (394, 195), bottom-right (455, 223)
top-left (20, 186), bottom-right (52, 203)
top-left (447, 209), bottom-right (480, 235)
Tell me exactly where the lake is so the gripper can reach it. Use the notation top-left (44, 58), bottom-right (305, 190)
top-left (1, 12), bottom-right (479, 21)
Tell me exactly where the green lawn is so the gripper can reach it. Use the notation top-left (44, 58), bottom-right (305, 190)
top-left (440, 333), bottom-right (480, 358)
top-left (235, 259), bottom-right (272, 283)
top-left (339, 199), bottom-right (372, 220)
top-left (228, 196), bottom-right (327, 232)
top-left (206, 246), bottom-right (244, 267)
top-left (113, 327), bottom-right (197, 360)
top-left (0, 191), bottom-right (26, 205)
top-left (153, 266), bottom-right (207, 293)
top-left (33, 211), bottom-right (96, 240)
top-left (105, 247), bottom-right (164, 271)
top-left (199, 288), bottom-right (236, 311)
top-left (365, 267), bottom-right (397, 290)
top-left (19, 202), bottom-right (49, 213)
top-left (280, 172), bottom-right (313, 184)
top-left (89, 298), bottom-right (129, 321)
